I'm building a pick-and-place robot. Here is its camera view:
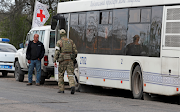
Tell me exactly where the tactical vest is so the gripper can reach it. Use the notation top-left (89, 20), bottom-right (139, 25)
top-left (60, 38), bottom-right (73, 53)
top-left (58, 38), bottom-right (73, 62)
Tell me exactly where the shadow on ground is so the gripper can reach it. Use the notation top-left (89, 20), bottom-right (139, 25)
top-left (78, 84), bottom-right (180, 105)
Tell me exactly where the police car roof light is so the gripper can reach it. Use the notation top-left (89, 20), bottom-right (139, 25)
top-left (0, 38), bottom-right (10, 42)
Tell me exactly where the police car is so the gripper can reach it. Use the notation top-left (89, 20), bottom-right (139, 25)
top-left (0, 38), bottom-right (17, 76)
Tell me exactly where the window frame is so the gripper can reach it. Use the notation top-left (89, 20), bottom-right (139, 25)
top-left (49, 31), bottom-right (56, 48)
top-left (128, 7), bottom-right (152, 24)
top-left (99, 10), bottom-right (113, 25)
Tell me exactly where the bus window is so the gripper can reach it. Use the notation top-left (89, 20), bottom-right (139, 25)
top-left (49, 31), bottom-right (55, 48)
top-left (149, 6), bottom-right (163, 57)
top-left (79, 13), bottom-right (86, 25)
top-left (126, 24), bottom-right (150, 56)
top-left (98, 25), bottom-right (112, 54)
top-left (141, 9), bottom-right (151, 22)
top-left (56, 20), bottom-right (60, 43)
top-left (70, 13), bottom-right (86, 53)
top-left (98, 10), bottom-right (113, 54)
top-left (99, 11), bottom-right (112, 24)
top-left (71, 13), bottom-right (78, 26)
top-left (86, 11), bottom-right (99, 54)
top-left (112, 9), bottom-right (128, 55)
top-left (63, 14), bottom-right (69, 37)
top-left (129, 9), bottom-right (140, 23)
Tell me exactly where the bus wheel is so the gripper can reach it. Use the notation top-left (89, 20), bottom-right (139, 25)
top-left (132, 65), bottom-right (143, 99)
top-left (74, 64), bottom-right (80, 92)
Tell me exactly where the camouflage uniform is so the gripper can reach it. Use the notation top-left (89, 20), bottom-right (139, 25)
top-left (54, 29), bottom-right (78, 92)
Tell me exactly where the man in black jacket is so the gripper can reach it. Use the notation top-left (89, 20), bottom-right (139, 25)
top-left (26, 34), bottom-right (45, 86)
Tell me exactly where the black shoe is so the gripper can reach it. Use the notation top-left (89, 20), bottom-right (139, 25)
top-left (71, 86), bottom-right (75, 94)
top-left (57, 90), bottom-right (64, 93)
top-left (26, 83), bottom-right (32, 86)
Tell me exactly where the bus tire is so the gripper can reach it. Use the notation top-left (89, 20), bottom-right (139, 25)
top-left (74, 64), bottom-right (80, 92)
top-left (14, 61), bottom-right (24, 82)
top-left (132, 65), bottom-right (143, 99)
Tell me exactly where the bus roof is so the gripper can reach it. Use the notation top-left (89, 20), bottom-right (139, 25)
top-left (57, 0), bottom-right (180, 13)
top-left (31, 25), bottom-right (51, 31)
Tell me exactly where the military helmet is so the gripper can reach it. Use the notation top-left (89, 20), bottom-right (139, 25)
top-left (60, 29), bottom-right (66, 35)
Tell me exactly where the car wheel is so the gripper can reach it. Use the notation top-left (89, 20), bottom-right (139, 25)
top-left (35, 69), bottom-right (46, 85)
top-left (40, 70), bottom-right (46, 85)
top-left (40, 75), bottom-right (46, 85)
top-left (14, 61), bottom-right (24, 82)
top-left (2, 71), bottom-right (8, 77)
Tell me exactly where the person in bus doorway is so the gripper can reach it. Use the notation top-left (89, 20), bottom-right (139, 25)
top-left (54, 29), bottom-right (78, 94)
top-left (126, 35), bottom-right (142, 56)
top-left (26, 34), bottom-right (45, 86)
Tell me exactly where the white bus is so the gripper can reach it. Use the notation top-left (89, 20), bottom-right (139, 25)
top-left (52, 0), bottom-right (180, 99)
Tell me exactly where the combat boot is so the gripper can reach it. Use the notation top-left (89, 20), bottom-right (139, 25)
top-left (71, 86), bottom-right (75, 94)
top-left (57, 90), bottom-right (64, 93)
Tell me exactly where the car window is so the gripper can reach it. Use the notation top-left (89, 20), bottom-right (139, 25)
top-left (25, 34), bottom-right (30, 48)
top-left (30, 30), bottom-right (39, 41)
top-left (39, 30), bottom-right (45, 43)
top-left (0, 44), bottom-right (17, 52)
top-left (49, 31), bottom-right (55, 48)
top-left (29, 31), bottom-right (34, 41)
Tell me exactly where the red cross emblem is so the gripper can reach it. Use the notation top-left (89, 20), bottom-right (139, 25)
top-left (37, 9), bottom-right (45, 22)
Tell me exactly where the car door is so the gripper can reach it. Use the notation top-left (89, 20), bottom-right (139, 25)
top-left (21, 31), bottom-right (34, 68)
top-left (21, 33), bottom-right (29, 68)
top-left (48, 31), bottom-right (55, 66)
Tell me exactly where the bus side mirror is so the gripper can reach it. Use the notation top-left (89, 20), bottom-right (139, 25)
top-left (59, 17), bottom-right (65, 30)
top-left (51, 15), bottom-right (65, 30)
top-left (51, 15), bottom-right (58, 30)
top-left (51, 21), bottom-right (57, 30)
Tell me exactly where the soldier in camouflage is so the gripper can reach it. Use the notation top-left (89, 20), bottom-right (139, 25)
top-left (54, 29), bottom-right (78, 94)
